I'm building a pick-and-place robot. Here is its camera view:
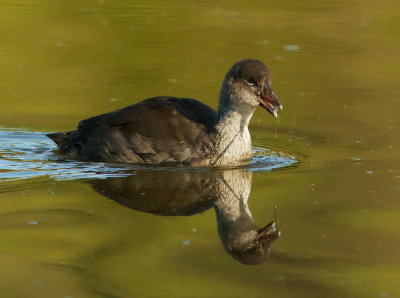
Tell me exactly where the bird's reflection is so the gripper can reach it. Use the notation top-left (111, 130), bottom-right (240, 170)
top-left (89, 168), bottom-right (280, 265)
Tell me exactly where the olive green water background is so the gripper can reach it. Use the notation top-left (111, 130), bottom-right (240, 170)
top-left (0, 1), bottom-right (399, 297)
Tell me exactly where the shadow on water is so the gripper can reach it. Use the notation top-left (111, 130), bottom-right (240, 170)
top-left (89, 169), bottom-right (280, 265)
top-left (0, 128), bottom-right (298, 265)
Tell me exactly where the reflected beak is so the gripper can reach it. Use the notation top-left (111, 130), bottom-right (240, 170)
top-left (256, 221), bottom-right (281, 248)
top-left (258, 82), bottom-right (283, 118)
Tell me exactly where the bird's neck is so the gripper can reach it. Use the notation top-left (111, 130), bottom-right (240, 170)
top-left (210, 90), bottom-right (254, 166)
top-left (217, 83), bottom-right (256, 132)
top-left (217, 108), bottom-right (254, 133)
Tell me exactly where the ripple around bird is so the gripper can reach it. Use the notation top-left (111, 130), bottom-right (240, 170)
top-left (0, 129), bottom-right (298, 182)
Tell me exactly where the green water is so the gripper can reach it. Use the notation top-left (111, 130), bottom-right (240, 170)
top-left (0, 1), bottom-right (399, 297)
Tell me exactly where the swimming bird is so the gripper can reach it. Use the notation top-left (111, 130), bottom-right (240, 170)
top-left (47, 59), bottom-right (282, 166)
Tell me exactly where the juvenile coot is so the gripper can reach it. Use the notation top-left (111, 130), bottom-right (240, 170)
top-left (47, 59), bottom-right (282, 166)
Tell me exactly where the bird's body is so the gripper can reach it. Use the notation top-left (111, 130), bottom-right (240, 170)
top-left (47, 59), bottom-right (282, 166)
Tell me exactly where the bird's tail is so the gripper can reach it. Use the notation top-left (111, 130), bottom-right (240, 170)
top-left (46, 131), bottom-right (76, 153)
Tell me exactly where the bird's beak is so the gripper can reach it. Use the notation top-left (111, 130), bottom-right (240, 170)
top-left (256, 221), bottom-right (281, 248)
top-left (258, 81), bottom-right (283, 118)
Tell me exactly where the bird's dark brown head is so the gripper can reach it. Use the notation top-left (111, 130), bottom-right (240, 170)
top-left (223, 221), bottom-right (281, 266)
top-left (230, 59), bottom-right (271, 83)
top-left (221, 59), bottom-right (282, 118)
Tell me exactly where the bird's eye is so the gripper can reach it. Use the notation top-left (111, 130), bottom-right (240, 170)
top-left (247, 80), bottom-right (256, 86)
